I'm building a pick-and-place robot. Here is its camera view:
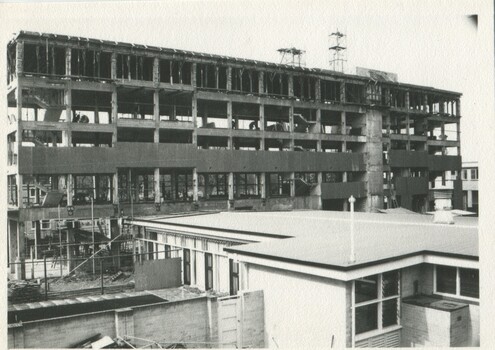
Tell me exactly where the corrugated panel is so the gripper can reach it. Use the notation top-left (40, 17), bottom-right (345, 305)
top-left (355, 329), bottom-right (400, 348)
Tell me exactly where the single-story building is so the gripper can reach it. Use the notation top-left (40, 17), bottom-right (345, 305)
top-left (128, 210), bottom-right (479, 348)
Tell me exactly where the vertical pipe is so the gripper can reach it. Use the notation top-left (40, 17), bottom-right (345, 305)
top-left (100, 258), bottom-right (104, 295)
top-left (349, 195), bottom-right (356, 263)
top-left (44, 256), bottom-right (48, 300)
top-left (58, 205), bottom-right (63, 277)
top-left (91, 197), bottom-right (95, 275)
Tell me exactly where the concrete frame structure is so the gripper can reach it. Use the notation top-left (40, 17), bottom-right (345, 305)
top-left (7, 31), bottom-right (463, 279)
top-left (462, 161), bottom-right (478, 214)
top-left (127, 210), bottom-right (479, 348)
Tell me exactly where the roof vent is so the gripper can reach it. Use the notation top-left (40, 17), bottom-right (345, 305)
top-left (433, 210), bottom-right (455, 224)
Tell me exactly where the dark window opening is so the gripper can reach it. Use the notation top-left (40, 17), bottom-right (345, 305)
top-left (205, 252), bottom-right (213, 291)
top-left (436, 265), bottom-right (457, 294)
top-left (234, 173), bottom-right (261, 199)
top-left (198, 173), bottom-right (228, 200)
top-left (460, 268), bottom-right (479, 298)
top-left (183, 249), bottom-right (191, 285)
top-left (229, 259), bottom-right (239, 296)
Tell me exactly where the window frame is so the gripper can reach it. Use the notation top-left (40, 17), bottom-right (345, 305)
top-left (433, 265), bottom-right (479, 301)
top-left (183, 248), bottom-right (191, 285)
top-left (352, 271), bottom-right (401, 342)
top-left (229, 259), bottom-right (240, 296)
top-left (205, 252), bottom-right (214, 291)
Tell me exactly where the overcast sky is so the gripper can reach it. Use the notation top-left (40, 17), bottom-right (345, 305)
top-left (0, 0), bottom-right (492, 161)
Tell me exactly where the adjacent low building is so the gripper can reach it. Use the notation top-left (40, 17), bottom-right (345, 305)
top-left (128, 210), bottom-right (479, 348)
top-left (462, 161), bottom-right (479, 215)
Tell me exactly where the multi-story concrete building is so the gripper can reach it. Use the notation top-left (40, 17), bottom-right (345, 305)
top-left (6, 31), bottom-right (463, 279)
top-left (462, 161), bottom-right (479, 214)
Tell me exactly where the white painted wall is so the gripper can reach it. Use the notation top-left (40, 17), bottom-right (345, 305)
top-left (245, 263), bottom-right (347, 348)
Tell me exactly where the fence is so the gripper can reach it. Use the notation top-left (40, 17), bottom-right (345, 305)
top-left (8, 247), bottom-right (182, 303)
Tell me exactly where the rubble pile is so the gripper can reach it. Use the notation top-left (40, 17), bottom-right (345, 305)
top-left (8, 280), bottom-right (42, 303)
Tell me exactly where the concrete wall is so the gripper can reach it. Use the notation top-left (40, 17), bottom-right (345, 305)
top-left (8, 293), bottom-right (265, 349)
top-left (241, 290), bottom-right (265, 348)
top-left (245, 263), bottom-right (347, 348)
top-left (19, 143), bottom-right (366, 175)
top-left (9, 310), bottom-right (116, 348)
top-left (134, 258), bottom-right (181, 291)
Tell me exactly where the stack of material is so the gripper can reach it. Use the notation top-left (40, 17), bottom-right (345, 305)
top-left (8, 280), bottom-right (42, 303)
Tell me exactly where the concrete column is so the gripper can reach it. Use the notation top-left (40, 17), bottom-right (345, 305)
top-left (289, 172), bottom-right (295, 197)
top-left (260, 172), bottom-right (266, 199)
top-left (64, 87), bottom-right (72, 146)
top-left (456, 99), bottom-right (461, 116)
top-left (111, 53), bottom-right (117, 80)
top-left (111, 88), bottom-right (118, 145)
top-left (227, 67), bottom-right (232, 91)
top-left (193, 168), bottom-right (199, 202)
top-left (14, 164), bottom-right (23, 208)
top-left (340, 82), bottom-right (346, 102)
top-left (316, 172), bottom-right (323, 210)
top-left (315, 79), bottom-right (321, 101)
top-left (288, 75), bottom-right (294, 97)
top-left (154, 89), bottom-right (160, 143)
top-left (258, 71), bottom-right (264, 93)
top-left (65, 47), bottom-right (71, 76)
top-left (315, 108), bottom-right (321, 135)
top-left (113, 173), bottom-right (119, 205)
top-left (191, 63), bottom-right (197, 88)
top-left (154, 168), bottom-right (161, 204)
top-left (15, 221), bottom-right (26, 280)
top-left (365, 109), bottom-right (384, 211)
top-left (192, 95), bottom-right (198, 145)
top-left (405, 91), bottom-right (410, 110)
top-left (228, 172), bottom-right (234, 207)
top-left (9, 219), bottom-right (18, 273)
top-left (115, 308), bottom-right (134, 339)
top-left (341, 111), bottom-right (346, 135)
top-left (67, 174), bottom-right (73, 206)
top-left (289, 106), bottom-right (294, 150)
top-left (15, 41), bottom-right (24, 78)
top-left (227, 101), bottom-right (233, 149)
top-left (215, 66), bottom-right (219, 89)
top-left (423, 94), bottom-right (428, 112)
top-left (153, 57), bottom-right (159, 85)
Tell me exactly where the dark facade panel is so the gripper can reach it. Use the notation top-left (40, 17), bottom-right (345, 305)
top-left (19, 144), bottom-right (366, 174)
top-left (427, 155), bottom-right (462, 171)
top-left (394, 177), bottom-right (429, 196)
top-left (321, 182), bottom-right (367, 199)
top-left (388, 150), bottom-right (428, 168)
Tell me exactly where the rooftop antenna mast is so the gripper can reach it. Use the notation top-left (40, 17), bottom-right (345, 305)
top-left (329, 29), bottom-right (347, 73)
top-left (278, 47), bottom-right (306, 67)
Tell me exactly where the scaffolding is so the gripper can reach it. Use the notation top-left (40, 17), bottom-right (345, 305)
top-left (278, 47), bottom-right (306, 67)
top-left (329, 30), bottom-right (347, 73)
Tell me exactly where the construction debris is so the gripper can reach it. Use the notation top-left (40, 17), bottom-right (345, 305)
top-left (8, 280), bottom-right (42, 303)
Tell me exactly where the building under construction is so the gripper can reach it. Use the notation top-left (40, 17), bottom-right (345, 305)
top-left (7, 31), bottom-right (463, 279)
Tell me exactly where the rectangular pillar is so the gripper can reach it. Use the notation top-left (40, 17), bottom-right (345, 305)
top-left (154, 89), bottom-right (159, 143)
top-left (154, 168), bottom-right (161, 204)
top-left (15, 221), bottom-right (26, 280)
top-left (192, 95), bottom-right (198, 145)
top-left (115, 308), bottom-right (134, 339)
top-left (193, 168), bottom-right (198, 202)
top-left (260, 172), bottom-right (266, 199)
top-left (289, 172), bottom-right (295, 197)
top-left (258, 71), bottom-right (264, 93)
top-left (227, 101), bottom-right (233, 149)
top-left (227, 67), bottom-right (232, 91)
top-left (228, 172), bottom-right (234, 201)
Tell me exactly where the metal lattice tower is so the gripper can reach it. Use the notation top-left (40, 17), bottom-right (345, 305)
top-left (277, 47), bottom-right (306, 67)
top-left (329, 30), bottom-right (347, 72)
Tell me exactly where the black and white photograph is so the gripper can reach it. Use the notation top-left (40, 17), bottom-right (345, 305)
top-left (1, 0), bottom-right (493, 348)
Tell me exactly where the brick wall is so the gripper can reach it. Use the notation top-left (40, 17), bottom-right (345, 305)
top-left (241, 290), bottom-right (265, 348)
top-left (401, 302), bottom-right (469, 347)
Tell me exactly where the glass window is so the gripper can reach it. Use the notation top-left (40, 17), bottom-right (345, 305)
top-left (160, 174), bottom-right (173, 200)
top-left (234, 173), bottom-right (260, 198)
top-left (205, 253), bottom-right (213, 290)
top-left (323, 172), bottom-right (343, 183)
top-left (382, 271), bottom-right (399, 297)
top-left (436, 265), bottom-right (457, 294)
top-left (355, 303), bottom-right (378, 334)
top-left (355, 275), bottom-right (378, 303)
top-left (382, 299), bottom-right (398, 327)
top-left (183, 249), bottom-right (191, 285)
top-left (198, 173), bottom-right (228, 200)
top-left (460, 268), bottom-right (479, 298)
top-left (269, 173), bottom-right (291, 197)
